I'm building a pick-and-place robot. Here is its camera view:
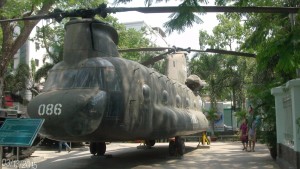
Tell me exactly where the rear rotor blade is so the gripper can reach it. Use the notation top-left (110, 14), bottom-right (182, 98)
top-left (204, 49), bottom-right (256, 58)
top-left (119, 47), bottom-right (256, 58)
top-left (118, 47), bottom-right (172, 52)
top-left (141, 50), bottom-right (174, 66)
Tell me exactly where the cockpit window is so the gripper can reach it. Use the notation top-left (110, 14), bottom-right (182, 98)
top-left (104, 67), bottom-right (121, 91)
top-left (43, 67), bottom-right (116, 91)
top-left (74, 67), bottom-right (104, 88)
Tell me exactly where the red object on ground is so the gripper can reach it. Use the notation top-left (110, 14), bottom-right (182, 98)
top-left (4, 95), bottom-right (13, 107)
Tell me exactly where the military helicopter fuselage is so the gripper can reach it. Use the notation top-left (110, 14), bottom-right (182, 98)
top-left (27, 18), bottom-right (208, 145)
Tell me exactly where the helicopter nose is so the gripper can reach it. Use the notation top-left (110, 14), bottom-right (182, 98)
top-left (65, 91), bottom-right (107, 137)
top-left (27, 89), bottom-right (107, 140)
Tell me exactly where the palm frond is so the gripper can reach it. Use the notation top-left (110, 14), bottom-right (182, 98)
top-left (164, 1), bottom-right (204, 34)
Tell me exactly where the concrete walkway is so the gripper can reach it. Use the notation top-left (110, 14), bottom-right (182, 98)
top-left (1, 141), bottom-right (280, 169)
top-left (193, 141), bottom-right (280, 169)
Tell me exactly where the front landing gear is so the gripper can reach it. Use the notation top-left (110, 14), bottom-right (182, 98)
top-left (169, 136), bottom-right (185, 156)
top-left (90, 142), bottom-right (106, 156)
top-left (145, 140), bottom-right (155, 147)
top-left (137, 140), bottom-right (156, 149)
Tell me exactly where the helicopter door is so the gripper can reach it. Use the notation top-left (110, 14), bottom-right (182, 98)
top-left (104, 67), bottom-right (123, 120)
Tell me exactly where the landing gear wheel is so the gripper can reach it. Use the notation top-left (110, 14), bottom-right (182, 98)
top-left (168, 140), bottom-right (176, 156)
top-left (96, 142), bottom-right (106, 156)
top-left (176, 137), bottom-right (185, 156)
top-left (145, 140), bottom-right (155, 147)
top-left (168, 137), bottom-right (185, 156)
top-left (90, 142), bottom-right (97, 155)
top-left (90, 142), bottom-right (106, 156)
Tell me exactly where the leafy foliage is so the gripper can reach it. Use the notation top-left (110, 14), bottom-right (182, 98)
top-left (32, 20), bottom-right (64, 83)
top-left (164, 0), bottom-right (204, 33)
top-left (203, 108), bottom-right (218, 136)
top-left (235, 109), bottom-right (247, 121)
top-left (191, 13), bottom-right (255, 111)
top-left (4, 63), bottom-right (30, 93)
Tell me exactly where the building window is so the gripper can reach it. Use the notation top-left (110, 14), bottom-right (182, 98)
top-left (35, 59), bottom-right (39, 67)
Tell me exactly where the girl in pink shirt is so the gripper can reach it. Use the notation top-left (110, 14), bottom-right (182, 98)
top-left (240, 118), bottom-right (248, 151)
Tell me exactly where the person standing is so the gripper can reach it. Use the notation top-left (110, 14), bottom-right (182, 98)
top-left (240, 118), bottom-right (248, 151)
top-left (58, 141), bottom-right (71, 153)
top-left (248, 118), bottom-right (257, 152)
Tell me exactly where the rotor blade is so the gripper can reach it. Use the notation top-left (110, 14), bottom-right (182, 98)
top-left (142, 50), bottom-right (174, 66)
top-left (118, 47), bottom-right (255, 58)
top-left (107, 6), bottom-right (300, 14)
top-left (0, 14), bottom-right (55, 22)
top-left (1, 5), bottom-right (299, 23)
top-left (204, 49), bottom-right (256, 58)
top-left (0, 5), bottom-right (107, 23)
top-left (118, 47), bottom-right (172, 52)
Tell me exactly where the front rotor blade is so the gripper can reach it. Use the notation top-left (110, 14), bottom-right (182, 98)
top-left (0, 14), bottom-right (52, 22)
top-left (107, 6), bottom-right (300, 14)
top-left (1, 5), bottom-right (299, 23)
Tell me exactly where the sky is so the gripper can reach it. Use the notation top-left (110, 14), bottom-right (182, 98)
top-left (107, 0), bottom-right (219, 50)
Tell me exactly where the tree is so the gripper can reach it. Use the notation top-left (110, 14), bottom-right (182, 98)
top-left (0, 0), bottom-right (58, 106)
top-left (32, 20), bottom-right (64, 83)
top-left (192, 13), bottom-right (255, 109)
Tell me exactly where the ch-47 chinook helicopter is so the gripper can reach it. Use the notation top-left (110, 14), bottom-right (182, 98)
top-left (2, 3), bottom-right (294, 156)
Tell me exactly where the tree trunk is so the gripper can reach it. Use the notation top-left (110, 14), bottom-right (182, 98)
top-left (0, 77), bottom-right (3, 107)
top-left (232, 87), bottom-right (236, 111)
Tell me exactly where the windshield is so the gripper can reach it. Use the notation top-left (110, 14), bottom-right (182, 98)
top-left (44, 67), bottom-right (120, 91)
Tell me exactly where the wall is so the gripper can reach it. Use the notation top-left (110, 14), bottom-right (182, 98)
top-left (271, 78), bottom-right (300, 169)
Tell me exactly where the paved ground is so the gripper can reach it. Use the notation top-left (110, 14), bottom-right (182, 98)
top-left (2, 141), bottom-right (280, 169)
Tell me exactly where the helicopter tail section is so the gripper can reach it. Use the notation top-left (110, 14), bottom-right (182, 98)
top-left (165, 52), bottom-right (188, 84)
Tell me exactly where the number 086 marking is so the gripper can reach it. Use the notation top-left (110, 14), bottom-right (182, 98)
top-left (38, 104), bottom-right (62, 116)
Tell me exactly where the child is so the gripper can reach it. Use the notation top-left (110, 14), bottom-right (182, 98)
top-left (240, 118), bottom-right (248, 151)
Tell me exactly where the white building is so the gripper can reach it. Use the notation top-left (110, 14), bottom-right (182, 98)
top-left (14, 22), bottom-right (53, 71)
top-left (14, 21), bottom-right (53, 101)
